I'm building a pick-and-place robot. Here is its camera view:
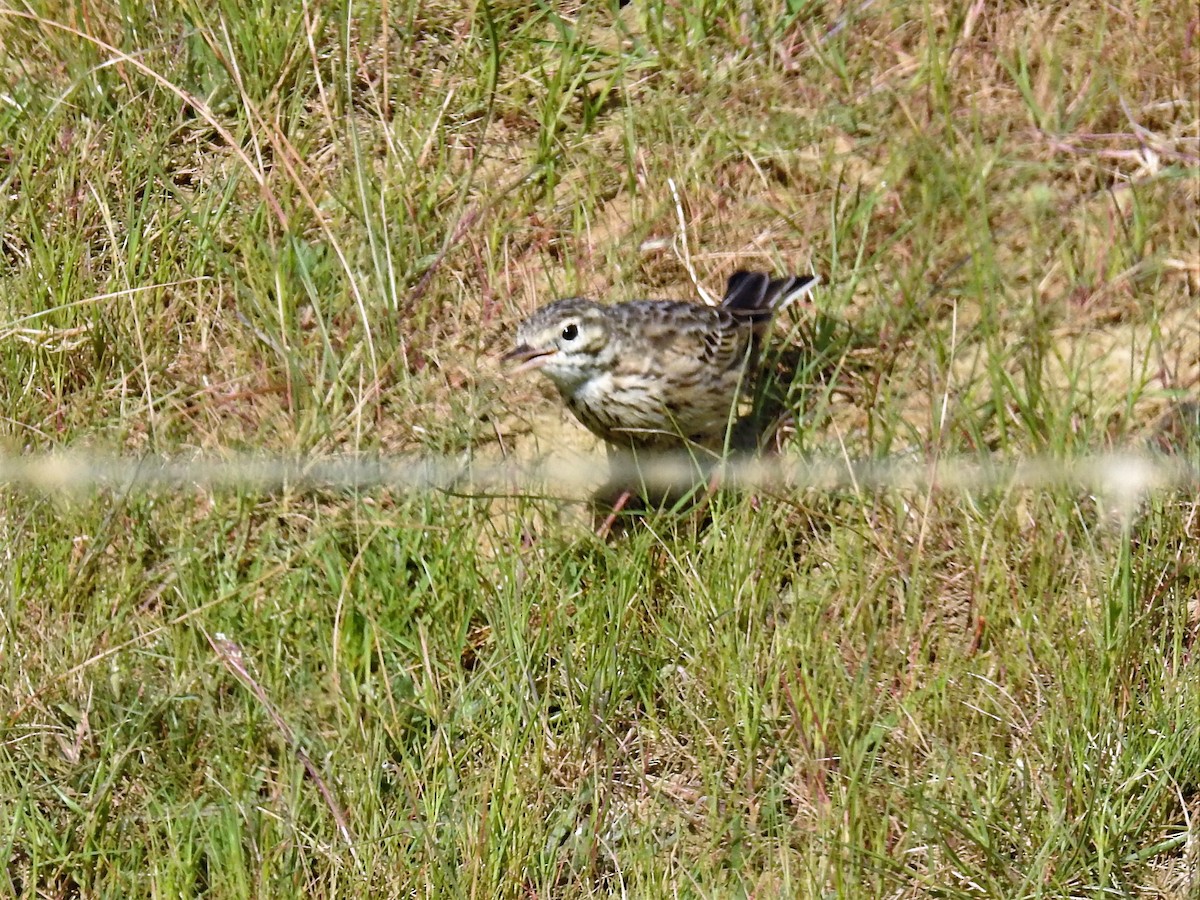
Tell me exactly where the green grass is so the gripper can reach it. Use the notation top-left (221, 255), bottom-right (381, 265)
top-left (2, 0), bottom-right (1198, 897)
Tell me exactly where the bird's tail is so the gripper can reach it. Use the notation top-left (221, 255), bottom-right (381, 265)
top-left (721, 270), bottom-right (819, 320)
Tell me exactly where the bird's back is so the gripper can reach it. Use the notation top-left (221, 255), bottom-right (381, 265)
top-left (570, 300), bottom-right (758, 448)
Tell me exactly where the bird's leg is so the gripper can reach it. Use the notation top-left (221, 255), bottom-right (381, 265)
top-left (595, 489), bottom-right (633, 538)
top-left (591, 443), bottom-right (645, 537)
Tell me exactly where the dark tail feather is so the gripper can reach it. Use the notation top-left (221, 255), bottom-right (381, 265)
top-left (722, 271), bottom-right (771, 313)
top-left (721, 270), bottom-right (818, 319)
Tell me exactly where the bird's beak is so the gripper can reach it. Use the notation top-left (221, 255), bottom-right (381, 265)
top-left (503, 343), bottom-right (556, 374)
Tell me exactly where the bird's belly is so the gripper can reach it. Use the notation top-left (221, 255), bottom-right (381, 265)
top-left (565, 370), bottom-right (741, 446)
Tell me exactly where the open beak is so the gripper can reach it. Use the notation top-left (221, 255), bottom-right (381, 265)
top-left (503, 343), bottom-right (556, 374)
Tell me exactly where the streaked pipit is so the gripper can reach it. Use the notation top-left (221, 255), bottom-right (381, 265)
top-left (504, 270), bottom-right (818, 453)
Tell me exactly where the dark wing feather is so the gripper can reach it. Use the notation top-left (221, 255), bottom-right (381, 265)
top-left (703, 311), bottom-right (754, 373)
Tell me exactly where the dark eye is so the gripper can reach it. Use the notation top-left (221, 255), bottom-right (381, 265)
top-left (561, 323), bottom-right (579, 341)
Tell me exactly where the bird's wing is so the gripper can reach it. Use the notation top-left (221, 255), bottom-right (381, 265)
top-left (697, 311), bottom-right (755, 373)
top-left (635, 302), bottom-right (752, 375)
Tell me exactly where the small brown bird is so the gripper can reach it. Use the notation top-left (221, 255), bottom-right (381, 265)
top-left (505, 271), bottom-right (818, 451)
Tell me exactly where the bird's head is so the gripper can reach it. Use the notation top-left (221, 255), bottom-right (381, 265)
top-left (504, 298), bottom-right (612, 391)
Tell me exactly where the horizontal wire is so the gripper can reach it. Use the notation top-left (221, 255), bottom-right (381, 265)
top-left (0, 452), bottom-right (1194, 504)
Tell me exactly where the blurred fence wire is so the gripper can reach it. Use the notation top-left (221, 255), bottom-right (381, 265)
top-left (0, 451), bottom-right (1195, 510)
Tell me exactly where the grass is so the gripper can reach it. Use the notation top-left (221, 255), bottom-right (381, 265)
top-left (1, 0), bottom-right (1198, 896)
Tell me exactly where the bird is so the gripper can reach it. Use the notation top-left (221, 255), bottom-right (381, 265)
top-left (504, 270), bottom-right (819, 453)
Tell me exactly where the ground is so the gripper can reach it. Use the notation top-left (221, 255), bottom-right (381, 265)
top-left (1, 1), bottom-right (1198, 897)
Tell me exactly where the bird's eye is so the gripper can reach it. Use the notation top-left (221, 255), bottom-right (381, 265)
top-left (561, 323), bottom-right (579, 341)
